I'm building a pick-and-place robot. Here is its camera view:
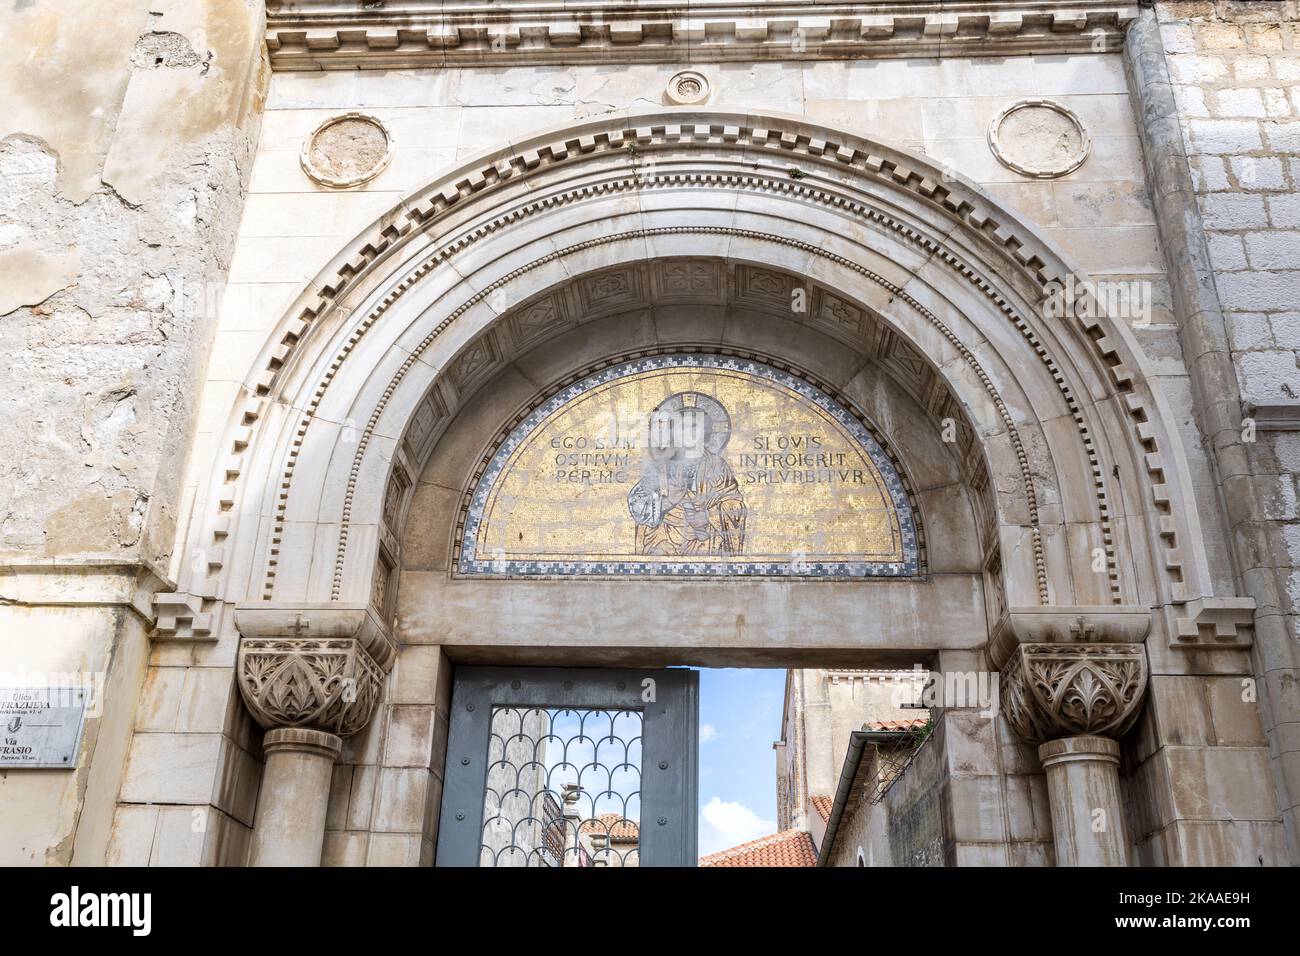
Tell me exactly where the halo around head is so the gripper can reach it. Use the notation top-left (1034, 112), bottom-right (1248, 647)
top-left (651, 391), bottom-right (732, 453)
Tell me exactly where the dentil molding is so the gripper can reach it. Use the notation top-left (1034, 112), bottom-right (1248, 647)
top-left (265, 1), bottom-right (1140, 70)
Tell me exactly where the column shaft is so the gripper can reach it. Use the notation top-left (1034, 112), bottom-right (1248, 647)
top-left (249, 728), bottom-right (343, 867)
top-left (1038, 735), bottom-right (1128, 867)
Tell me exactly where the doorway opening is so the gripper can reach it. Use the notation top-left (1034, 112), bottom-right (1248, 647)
top-left (436, 663), bottom-right (935, 867)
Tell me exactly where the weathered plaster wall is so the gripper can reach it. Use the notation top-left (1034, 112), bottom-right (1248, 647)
top-left (0, 0), bottom-right (266, 865)
top-left (1, 0), bottom-right (265, 566)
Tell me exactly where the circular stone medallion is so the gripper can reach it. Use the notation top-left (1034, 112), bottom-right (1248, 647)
top-left (665, 70), bottom-right (711, 106)
top-left (300, 113), bottom-right (394, 189)
top-left (988, 99), bottom-right (1091, 179)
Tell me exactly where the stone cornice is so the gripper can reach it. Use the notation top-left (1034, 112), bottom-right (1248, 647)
top-left (266, 1), bottom-right (1139, 71)
top-left (0, 559), bottom-right (173, 626)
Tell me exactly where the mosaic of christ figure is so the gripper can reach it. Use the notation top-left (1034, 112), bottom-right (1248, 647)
top-left (626, 391), bottom-right (747, 556)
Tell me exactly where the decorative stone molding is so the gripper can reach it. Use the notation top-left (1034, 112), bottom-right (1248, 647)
top-left (300, 113), bottom-right (394, 189)
top-left (665, 70), bottom-right (710, 106)
top-left (264, 1), bottom-right (1140, 71)
top-left (234, 604), bottom-right (397, 736)
top-left (1173, 596), bottom-right (1256, 649)
top-left (1001, 643), bottom-right (1148, 743)
top-left (0, 560), bottom-right (171, 628)
top-left (152, 591), bottom-right (213, 641)
top-left (989, 605), bottom-right (1151, 670)
top-left (988, 98), bottom-right (1091, 179)
top-left (264, 726), bottom-right (343, 762)
top-left (1244, 400), bottom-right (1300, 432)
top-left (235, 603), bottom-right (398, 669)
top-left (193, 111), bottom-right (1207, 626)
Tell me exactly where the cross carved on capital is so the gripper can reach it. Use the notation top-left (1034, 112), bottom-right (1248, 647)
top-left (1069, 615), bottom-right (1094, 641)
top-left (288, 613), bottom-right (311, 637)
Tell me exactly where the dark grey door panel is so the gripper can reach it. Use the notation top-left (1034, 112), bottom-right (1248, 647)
top-left (436, 666), bottom-right (698, 867)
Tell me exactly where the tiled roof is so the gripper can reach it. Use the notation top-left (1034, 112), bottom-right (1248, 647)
top-left (866, 718), bottom-right (929, 732)
top-left (578, 813), bottom-right (640, 840)
top-left (810, 794), bottom-right (833, 822)
top-left (699, 829), bottom-right (817, 867)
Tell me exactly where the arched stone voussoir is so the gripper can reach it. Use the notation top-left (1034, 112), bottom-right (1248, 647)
top-left (188, 110), bottom-right (1210, 630)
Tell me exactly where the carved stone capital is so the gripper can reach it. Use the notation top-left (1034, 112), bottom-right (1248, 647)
top-left (234, 603), bottom-right (398, 737)
top-left (237, 636), bottom-right (385, 737)
top-left (1001, 643), bottom-right (1148, 744)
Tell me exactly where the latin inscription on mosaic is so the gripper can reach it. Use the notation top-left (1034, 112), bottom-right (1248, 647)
top-left (458, 355), bottom-right (918, 577)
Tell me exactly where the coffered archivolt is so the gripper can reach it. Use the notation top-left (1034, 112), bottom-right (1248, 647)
top-left (169, 110), bottom-right (1220, 652)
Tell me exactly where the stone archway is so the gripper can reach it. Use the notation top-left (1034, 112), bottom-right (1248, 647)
top-left (140, 110), bottom-right (1242, 866)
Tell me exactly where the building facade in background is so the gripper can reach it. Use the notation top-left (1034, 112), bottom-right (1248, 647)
top-left (1, 0), bottom-right (1299, 867)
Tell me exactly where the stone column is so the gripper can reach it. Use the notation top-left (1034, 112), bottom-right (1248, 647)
top-left (1002, 642), bottom-right (1148, 867)
top-left (250, 729), bottom-right (343, 866)
top-left (1037, 736), bottom-right (1127, 866)
top-left (235, 606), bottom-right (397, 867)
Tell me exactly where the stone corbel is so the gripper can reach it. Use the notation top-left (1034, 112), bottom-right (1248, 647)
top-left (1000, 643), bottom-right (1149, 744)
top-left (152, 591), bottom-right (213, 641)
top-left (989, 605), bottom-right (1151, 671)
top-left (234, 603), bottom-right (398, 737)
top-left (1171, 596), bottom-right (1256, 650)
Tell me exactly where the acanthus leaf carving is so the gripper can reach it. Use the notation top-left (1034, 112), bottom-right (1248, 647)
top-left (237, 637), bottom-right (385, 737)
top-left (1001, 643), bottom-right (1148, 743)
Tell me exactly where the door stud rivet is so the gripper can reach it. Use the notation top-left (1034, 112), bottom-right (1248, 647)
top-left (455, 811), bottom-right (465, 821)
top-left (657, 817), bottom-right (668, 826)
top-left (658, 760), bottom-right (668, 769)
top-left (461, 756), bottom-right (470, 765)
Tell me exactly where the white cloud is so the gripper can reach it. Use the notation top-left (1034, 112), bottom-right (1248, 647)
top-left (698, 797), bottom-right (775, 856)
top-left (699, 722), bottom-right (718, 743)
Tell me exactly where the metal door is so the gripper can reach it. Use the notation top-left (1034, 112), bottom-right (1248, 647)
top-left (436, 666), bottom-right (698, 867)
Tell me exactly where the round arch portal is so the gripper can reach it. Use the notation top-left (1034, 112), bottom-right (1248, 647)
top-left (184, 109), bottom-right (1217, 663)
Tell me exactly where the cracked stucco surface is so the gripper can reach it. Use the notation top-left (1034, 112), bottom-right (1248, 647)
top-left (0, 0), bottom-right (266, 567)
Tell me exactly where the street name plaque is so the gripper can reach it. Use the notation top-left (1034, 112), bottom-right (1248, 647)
top-left (0, 687), bottom-right (89, 768)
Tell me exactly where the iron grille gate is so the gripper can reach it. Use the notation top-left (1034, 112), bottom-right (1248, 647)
top-left (436, 667), bottom-right (699, 867)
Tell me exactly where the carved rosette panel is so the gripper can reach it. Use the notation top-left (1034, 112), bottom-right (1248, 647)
top-left (1001, 644), bottom-right (1148, 743)
top-left (237, 638), bottom-right (385, 736)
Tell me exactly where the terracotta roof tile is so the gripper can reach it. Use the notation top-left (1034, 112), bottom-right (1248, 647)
top-left (866, 718), bottom-right (929, 733)
top-left (577, 813), bottom-right (640, 840)
top-left (699, 829), bottom-right (817, 867)
top-left (810, 794), bottom-right (833, 822)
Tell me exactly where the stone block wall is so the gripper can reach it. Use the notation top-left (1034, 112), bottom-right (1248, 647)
top-left (320, 646), bottom-right (451, 867)
top-left (826, 708), bottom-right (1055, 867)
top-left (1153, 0), bottom-right (1300, 860)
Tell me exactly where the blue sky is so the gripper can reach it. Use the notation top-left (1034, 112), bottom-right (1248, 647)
top-left (696, 668), bottom-right (787, 855)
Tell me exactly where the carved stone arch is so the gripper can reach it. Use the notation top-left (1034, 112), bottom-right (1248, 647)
top-left (179, 110), bottom-right (1221, 662)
